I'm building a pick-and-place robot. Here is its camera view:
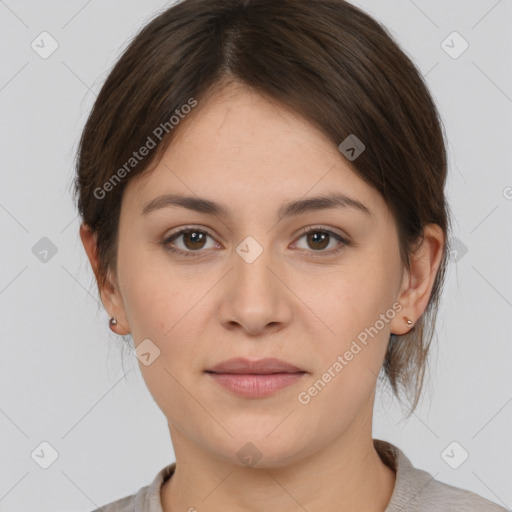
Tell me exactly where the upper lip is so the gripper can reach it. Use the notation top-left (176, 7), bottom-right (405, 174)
top-left (206, 357), bottom-right (305, 374)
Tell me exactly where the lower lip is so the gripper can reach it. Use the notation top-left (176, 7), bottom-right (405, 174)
top-left (206, 372), bottom-right (306, 398)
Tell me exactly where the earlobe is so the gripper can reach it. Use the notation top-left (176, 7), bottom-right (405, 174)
top-left (390, 315), bottom-right (415, 336)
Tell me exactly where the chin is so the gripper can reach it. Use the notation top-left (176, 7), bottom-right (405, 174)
top-left (216, 433), bottom-right (308, 470)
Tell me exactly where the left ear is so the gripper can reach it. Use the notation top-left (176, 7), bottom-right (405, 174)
top-left (390, 223), bottom-right (445, 336)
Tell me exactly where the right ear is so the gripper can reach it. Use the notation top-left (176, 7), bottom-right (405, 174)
top-left (79, 223), bottom-right (130, 334)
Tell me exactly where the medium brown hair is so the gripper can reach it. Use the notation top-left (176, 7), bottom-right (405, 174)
top-left (73, 0), bottom-right (452, 415)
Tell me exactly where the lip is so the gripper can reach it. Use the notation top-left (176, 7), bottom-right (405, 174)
top-left (205, 358), bottom-right (306, 398)
top-left (206, 357), bottom-right (305, 374)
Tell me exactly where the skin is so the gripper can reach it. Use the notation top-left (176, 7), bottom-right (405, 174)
top-left (81, 82), bottom-right (444, 512)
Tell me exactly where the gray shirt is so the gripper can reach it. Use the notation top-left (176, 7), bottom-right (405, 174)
top-left (91, 439), bottom-right (507, 511)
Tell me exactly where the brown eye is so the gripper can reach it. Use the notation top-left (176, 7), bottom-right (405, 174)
top-left (294, 227), bottom-right (349, 255)
top-left (181, 230), bottom-right (207, 250)
top-left (305, 231), bottom-right (330, 251)
top-left (162, 228), bottom-right (216, 257)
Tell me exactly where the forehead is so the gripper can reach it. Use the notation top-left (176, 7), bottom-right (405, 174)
top-left (171, 83), bottom-right (337, 160)
top-left (122, 84), bottom-right (387, 223)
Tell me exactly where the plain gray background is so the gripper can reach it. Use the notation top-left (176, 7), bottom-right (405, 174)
top-left (1, 0), bottom-right (511, 510)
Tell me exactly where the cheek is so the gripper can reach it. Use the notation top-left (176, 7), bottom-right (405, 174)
top-left (119, 275), bottom-right (167, 339)
top-left (120, 268), bottom-right (212, 373)
top-left (312, 267), bottom-right (391, 339)
top-left (306, 258), bottom-right (398, 384)
top-left (116, 241), bottom-right (186, 336)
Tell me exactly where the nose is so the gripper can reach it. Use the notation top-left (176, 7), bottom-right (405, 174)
top-left (217, 241), bottom-right (293, 336)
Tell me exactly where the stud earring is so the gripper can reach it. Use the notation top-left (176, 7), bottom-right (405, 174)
top-left (109, 317), bottom-right (117, 327)
top-left (405, 317), bottom-right (413, 326)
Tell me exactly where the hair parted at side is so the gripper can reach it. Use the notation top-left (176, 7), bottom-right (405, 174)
top-left (73, 0), bottom-right (453, 416)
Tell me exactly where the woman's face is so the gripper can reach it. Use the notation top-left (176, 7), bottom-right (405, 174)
top-left (106, 84), bottom-right (412, 466)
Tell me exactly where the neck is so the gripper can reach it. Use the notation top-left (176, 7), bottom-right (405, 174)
top-left (160, 425), bottom-right (396, 512)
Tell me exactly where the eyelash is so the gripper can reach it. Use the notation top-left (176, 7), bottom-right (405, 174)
top-left (162, 226), bottom-right (350, 259)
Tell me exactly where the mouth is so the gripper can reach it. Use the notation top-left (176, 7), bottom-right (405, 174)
top-left (205, 358), bottom-right (307, 398)
top-left (205, 357), bottom-right (306, 375)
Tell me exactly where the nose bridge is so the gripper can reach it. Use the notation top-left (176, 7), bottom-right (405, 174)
top-left (218, 233), bottom-right (292, 333)
top-left (233, 233), bottom-right (280, 300)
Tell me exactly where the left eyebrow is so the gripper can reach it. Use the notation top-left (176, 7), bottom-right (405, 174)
top-left (141, 192), bottom-right (372, 219)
